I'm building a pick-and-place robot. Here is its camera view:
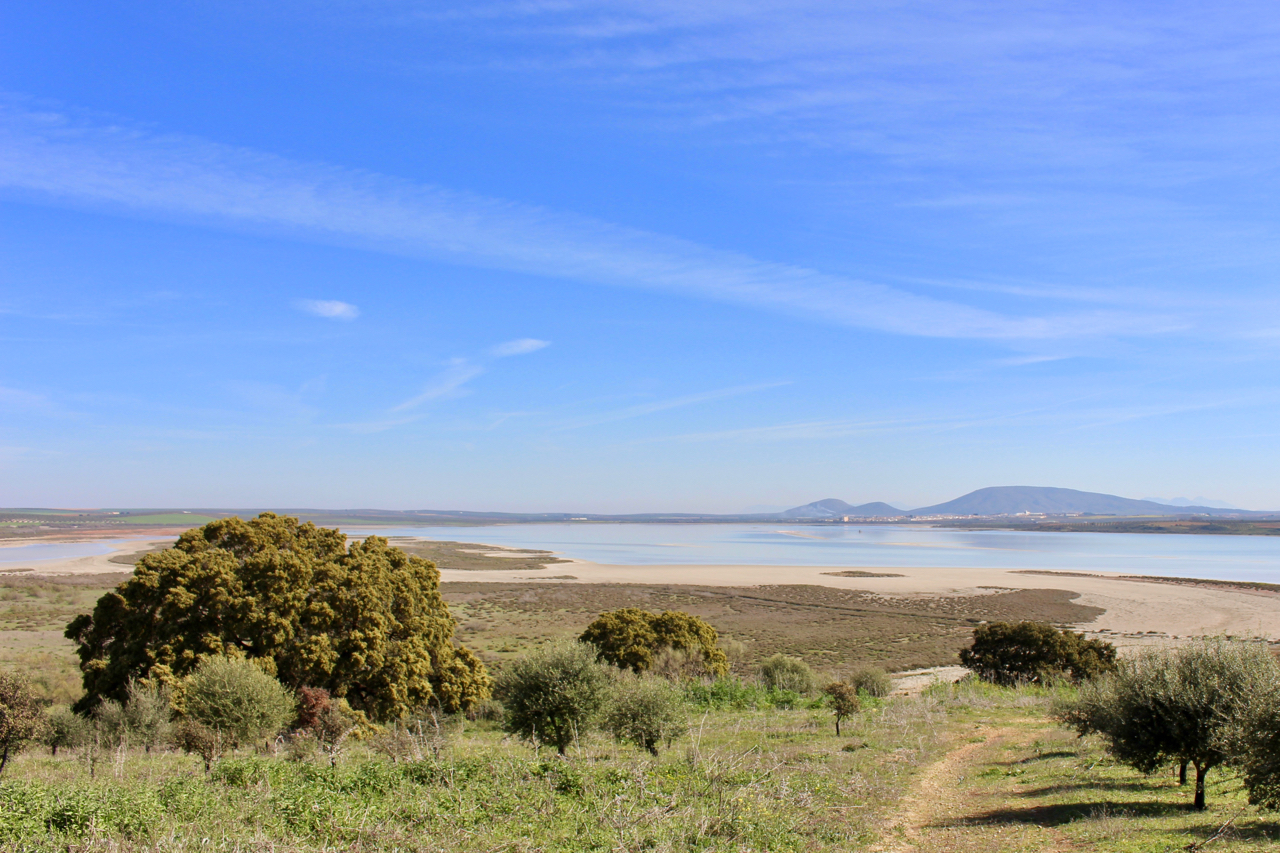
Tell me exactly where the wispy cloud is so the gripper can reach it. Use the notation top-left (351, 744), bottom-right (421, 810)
top-left (390, 360), bottom-right (487, 412)
top-left (554, 382), bottom-right (788, 430)
top-left (295, 299), bottom-right (360, 320)
top-left (0, 100), bottom-right (1165, 341)
top-left (491, 338), bottom-right (550, 357)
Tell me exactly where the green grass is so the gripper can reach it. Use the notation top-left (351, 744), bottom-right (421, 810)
top-left (5, 683), bottom-right (1278, 851)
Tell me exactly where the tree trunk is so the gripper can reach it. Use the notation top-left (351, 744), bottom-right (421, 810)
top-left (835, 717), bottom-right (841, 736)
top-left (1194, 763), bottom-right (1208, 811)
top-left (0, 743), bottom-right (9, 777)
top-left (1179, 760), bottom-right (1187, 786)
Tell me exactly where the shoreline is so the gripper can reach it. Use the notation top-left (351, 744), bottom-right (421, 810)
top-left (7, 534), bottom-right (1280, 647)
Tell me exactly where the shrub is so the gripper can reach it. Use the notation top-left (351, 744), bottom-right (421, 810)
top-left (0, 671), bottom-right (41, 775)
top-left (293, 688), bottom-right (362, 766)
top-left (1057, 637), bottom-right (1279, 809)
top-left (66, 513), bottom-right (491, 720)
top-left (39, 705), bottom-right (89, 755)
top-left (497, 640), bottom-right (614, 755)
top-left (846, 666), bottom-right (892, 698)
top-left (183, 656), bottom-right (295, 748)
top-left (173, 719), bottom-right (227, 772)
top-left (125, 680), bottom-right (172, 753)
top-left (823, 682), bottom-right (860, 735)
top-left (961, 621), bottom-right (1116, 685)
top-left (466, 698), bottom-right (504, 722)
top-left (94, 699), bottom-right (129, 748)
top-left (580, 609), bottom-right (729, 677)
top-left (603, 677), bottom-right (687, 755)
top-left (758, 654), bottom-right (819, 694)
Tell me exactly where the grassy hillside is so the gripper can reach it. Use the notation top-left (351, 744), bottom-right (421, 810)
top-left (2, 682), bottom-right (1272, 851)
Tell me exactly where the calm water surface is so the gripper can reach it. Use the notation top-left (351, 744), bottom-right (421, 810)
top-left (6, 526), bottom-right (1278, 585)
top-left (350, 524), bottom-right (1280, 584)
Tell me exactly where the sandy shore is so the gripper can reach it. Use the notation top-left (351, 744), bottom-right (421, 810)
top-left (10, 537), bottom-right (1280, 643)
top-left (0, 537), bottom-right (173, 575)
top-left (429, 560), bottom-right (1280, 643)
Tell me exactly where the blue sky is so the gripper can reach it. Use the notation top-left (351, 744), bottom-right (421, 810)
top-left (3, 1), bottom-right (1280, 512)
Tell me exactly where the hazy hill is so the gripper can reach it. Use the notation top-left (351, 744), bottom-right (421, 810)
top-left (910, 486), bottom-right (1245, 517)
top-left (781, 499), bottom-right (905, 518)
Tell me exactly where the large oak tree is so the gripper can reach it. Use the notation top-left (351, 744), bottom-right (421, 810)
top-left (66, 513), bottom-right (490, 720)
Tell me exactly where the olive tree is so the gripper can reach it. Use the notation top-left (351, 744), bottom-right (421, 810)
top-left (0, 670), bottom-right (40, 776)
top-left (39, 705), bottom-right (89, 756)
top-left (1057, 638), bottom-right (1279, 810)
top-left (183, 656), bottom-right (296, 747)
top-left (497, 640), bottom-right (614, 755)
top-left (961, 621), bottom-right (1116, 685)
top-left (580, 609), bottom-right (729, 677)
top-left (66, 513), bottom-right (490, 720)
top-left (1223, 682), bottom-right (1280, 809)
top-left (603, 677), bottom-right (687, 755)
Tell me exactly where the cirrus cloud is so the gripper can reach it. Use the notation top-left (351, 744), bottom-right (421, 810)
top-left (295, 299), bottom-right (360, 320)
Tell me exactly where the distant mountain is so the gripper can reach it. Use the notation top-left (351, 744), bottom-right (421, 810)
top-left (1143, 496), bottom-right (1241, 510)
top-left (910, 486), bottom-right (1248, 517)
top-left (781, 499), bottom-right (905, 518)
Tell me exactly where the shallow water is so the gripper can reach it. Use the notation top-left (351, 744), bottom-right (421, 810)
top-left (349, 523), bottom-right (1280, 584)
top-left (0, 541), bottom-right (116, 564)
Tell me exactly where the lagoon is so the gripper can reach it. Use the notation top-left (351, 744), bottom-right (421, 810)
top-left (353, 523), bottom-right (1280, 585)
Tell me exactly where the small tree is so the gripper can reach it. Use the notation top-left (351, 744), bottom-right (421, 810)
top-left (758, 654), bottom-right (819, 694)
top-left (293, 687), bottom-right (361, 766)
top-left (603, 677), bottom-right (687, 756)
top-left (125, 679), bottom-right (172, 753)
top-left (961, 621), bottom-right (1116, 685)
top-left (823, 682), bottom-right (860, 735)
top-left (1057, 638), bottom-right (1278, 810)
top-left (846, 666), bottom-right (892, 698)
top-left (1223, 682), bottom-right (1280, 809)
top-left (183, 656), bottom-right (295, 748)
top-left (173, 720), bottom-right (226, 772)
top-left (580, 609), bottom-right (729, 677)
top-left (40, 705), bottom-right (89, 756)
top-left (497, 640), bottom-right (613, 755)
top-left (0, 671), bottom-right (41, 776)
top-left (94, 699), bottom-right (129, 748)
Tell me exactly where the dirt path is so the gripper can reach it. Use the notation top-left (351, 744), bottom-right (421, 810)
top-left (873, 722), bottom-right (1081, 853)
top-left (874, 725), bottom-right (1004, 853)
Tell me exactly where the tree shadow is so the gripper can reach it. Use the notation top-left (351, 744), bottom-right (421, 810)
top-left (1182, 819), bottom-right (1280, 844)
top-left (939, 799), bottom-right (1186, 828)
top-left (1014, 750), bottom-right (1077, 763)
top-left (1017, 780), bottom-right (1165, 797)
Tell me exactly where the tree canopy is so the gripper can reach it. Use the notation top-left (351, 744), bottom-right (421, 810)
top-left (66, 513), bottom-right (490, 720)
top-left (579, 608), bottom-right (729, 677)
top-left (1058, 638), bottom-right (1279, 810)
top-left (960, 621), bottom-right (1116, 686)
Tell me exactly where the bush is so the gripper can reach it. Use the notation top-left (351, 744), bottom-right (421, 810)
top-left (125, 680), bottom-right (172, 753)
top-left (1225, 680), bottom-right (1280, 809)
top-left (39, 705), bottom-right (89, 755)
top-left (603, 677), bottom-right (687, 755)
top-left (1057, 637), bottom-right (1279, 810)
top-left (580, 609), bottom-right (729, 677)
top-left (173, 719), bottom-right (227, 772)
top-left (961, 621), bottom-right (1116, 685)
top-left (846, 666), bottom-right (892, 698)
top-left (497, 640), bottom-right (614, 755)
top-left (822, 682), bottom-right (860, 735)
top-left (182, 656), bottom-right (295, 748)
top-left (758, 654), bottom-right (819, 694)
top-left (0, 671), bottom-right (41, 775)
top-left (94, 699), bottom-right (129, 748)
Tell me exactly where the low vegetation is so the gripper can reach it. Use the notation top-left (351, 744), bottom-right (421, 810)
top-left (5, 517), bottom-right (1280, 850)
